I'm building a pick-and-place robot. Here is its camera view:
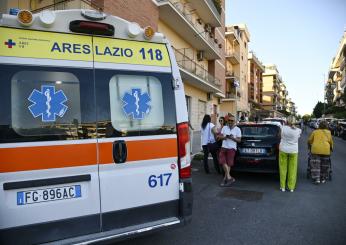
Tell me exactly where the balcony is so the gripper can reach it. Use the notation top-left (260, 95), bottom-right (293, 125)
top-left (225, 49), bottom-right (240, 64)
top-left (31, 0), bottom-right (101, 13)
top-left (225, 26), bottom-right (241, 45)
top-left (225, 70), bottom-right (239, 80)
top-left (173, 47), bottom-right (222, 94)
top-left (156, 0), bottom-right (221, 60)
top-left (224, 92), bottom-right (237, 101)
top-left (188, 0), bottom-right (221, 26)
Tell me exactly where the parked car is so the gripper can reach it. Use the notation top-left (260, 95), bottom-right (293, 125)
top-left (262, 117), bottom-right (286, 126)
top-left (329, 119), bottom-right (339, 135)
top-left (329, 119), bottom-right (346, 136)
top-left (234, 123), bottom-right (281, 173)
top-left (339, 122), bottom-right (346, 140)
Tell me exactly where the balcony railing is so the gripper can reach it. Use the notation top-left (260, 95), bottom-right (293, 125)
top-left (225, 26), bottom-right (241, 44)
top-left (31, 0), bottom-right (102, 13)
top-left (225, 92), bottom-right (237, 99)
top-left (156, 0), bottom-right (221, 58)
top-left (188, 0), bottom-right (221, 26)
top-left (225, 49), bottom-right (240, 64)
top-left (173, 47), bottom-right (221, 88)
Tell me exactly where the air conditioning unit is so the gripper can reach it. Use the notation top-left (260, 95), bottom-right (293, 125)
top-left (197, 51), bottom-right (204, 61)
top-left (207, 93), bottom-right (214, 101)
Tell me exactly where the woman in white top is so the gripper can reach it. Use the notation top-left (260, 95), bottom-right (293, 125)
top-left (201, 114), bottom-right (220, 174)
top-left (279, 116), bottom-right (302, 192)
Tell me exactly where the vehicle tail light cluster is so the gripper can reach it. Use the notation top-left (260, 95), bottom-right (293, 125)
top-left (177, 122), bottom-right (191, 179)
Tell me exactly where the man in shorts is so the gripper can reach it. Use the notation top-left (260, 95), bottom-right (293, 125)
top-left (217, 115), bottom-right (242, 186)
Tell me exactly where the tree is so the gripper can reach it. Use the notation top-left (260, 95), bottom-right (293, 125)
top-left (342, 87), bottom-right (346, 107)
top-left (312, 101), bottom-right (326, 118)
top-left (302, 114), bottom-right (311, 123)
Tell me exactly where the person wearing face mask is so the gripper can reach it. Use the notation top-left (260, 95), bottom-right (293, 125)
top-left (217, 115), bottom-right (242, 187)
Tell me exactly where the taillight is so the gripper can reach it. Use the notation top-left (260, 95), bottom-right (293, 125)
top-left (177, 122), bottom-right (191, 179)
top-left (69, 20), bottom-right (114, 36)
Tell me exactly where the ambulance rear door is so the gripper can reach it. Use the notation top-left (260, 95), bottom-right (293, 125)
top-left (0, 27), bottom-right (101, 244)
top-left (93, 36), bottom-right (181, 231)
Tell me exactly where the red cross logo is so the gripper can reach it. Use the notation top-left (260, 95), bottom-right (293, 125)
top-left (4, 39), bottom-right (16, 48)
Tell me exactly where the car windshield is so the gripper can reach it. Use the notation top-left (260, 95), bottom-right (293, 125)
top-left (240, 125), bottom-right (280, 137)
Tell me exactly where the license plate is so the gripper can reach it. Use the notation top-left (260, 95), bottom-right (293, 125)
top-left (17, 185), bottom-right (81, 205)
top-left (241, 148), bottom-right (265, 154)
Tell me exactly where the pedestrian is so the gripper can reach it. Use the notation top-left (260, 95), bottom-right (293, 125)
top-left (279, 116), bottom-right (302, 192)
top-left (216, 116), bottom-right (226, 149)
top-left (217, 115), bottom-right (241, 186)
top-left (308, 120), bottom-right (333, 184)
top-left (300, 119), bottom-right (305, 134)
top-left (200, 114), bottom-right (221, 174)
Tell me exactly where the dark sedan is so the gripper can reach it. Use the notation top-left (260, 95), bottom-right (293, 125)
top-left (233, 123), bottom-right (281, 173)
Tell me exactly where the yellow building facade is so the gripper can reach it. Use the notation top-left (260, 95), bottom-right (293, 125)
top-left (223, 24), bottom-right (250, 119)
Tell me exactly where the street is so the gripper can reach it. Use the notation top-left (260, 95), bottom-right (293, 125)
top-left (118, 128), bottom-right (346, 245)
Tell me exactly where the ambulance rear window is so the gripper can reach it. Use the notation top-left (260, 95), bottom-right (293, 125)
top-left (109, 75), bottom-right (164, 131)
top-left (95, 70), bottom-right (177, 137)
top-left (11, 71), bottom-right (81, 136)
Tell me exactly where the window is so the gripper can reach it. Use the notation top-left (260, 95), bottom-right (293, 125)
top-left (109, 75), bottom-right (164, 131)
top-left (95, 70), bottom-right (177, 137)
top-left (11, 71), bottom-right (81, 136)
top-left (0, 65), bottom-right (96, 143)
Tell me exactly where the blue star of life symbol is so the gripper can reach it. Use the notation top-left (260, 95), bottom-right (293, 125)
top-left (28, 85), bottom-right (68, 122)
top-left (122, 88), bottom-right (151, 120)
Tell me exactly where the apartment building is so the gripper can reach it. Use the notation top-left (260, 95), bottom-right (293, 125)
top-left (326, 31), bottom-right (346, 107)
top-left (1, 0), bottom-right (225, 130)
top-left (155, 0), bottom-right (225, 128)
top-left (262, 64), bottom-right (285, 118)
top-left (247, 51), bottom-right (264, 119)
top-left (223, 24), bottom-right (250, 119)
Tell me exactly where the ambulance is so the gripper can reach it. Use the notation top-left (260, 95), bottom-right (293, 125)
top-left (0, 9), bottom-right (192, 244)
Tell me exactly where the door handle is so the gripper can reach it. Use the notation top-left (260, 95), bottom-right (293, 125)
top-left (112, 140), bottom-right (127, 163)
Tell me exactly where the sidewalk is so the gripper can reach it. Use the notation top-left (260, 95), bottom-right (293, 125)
top-left (190, 130), bottom-right (202, 157)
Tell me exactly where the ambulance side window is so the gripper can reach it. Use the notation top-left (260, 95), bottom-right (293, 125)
top-left (95, 71), bottom-right (177, 137)
top-left (0, 65), bottom-right (96, 143)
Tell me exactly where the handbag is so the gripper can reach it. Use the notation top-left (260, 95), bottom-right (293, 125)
top-left (207, 123), bottom-right (219, 152)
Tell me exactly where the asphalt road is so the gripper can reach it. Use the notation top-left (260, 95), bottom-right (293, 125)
top-left (117, 128), bottom-right (346, 245)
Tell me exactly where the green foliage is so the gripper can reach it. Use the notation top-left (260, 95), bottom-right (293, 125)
top-left (312, 101), bottom-right (326, 118)
top-left (302, 114), bottom-right (311, 122)
top-left (325, 104), bottom-right (346, 119)
top-left (212, 0), bottom-right (222, 14)
top-left (342, 87), bottom-right (346, 104)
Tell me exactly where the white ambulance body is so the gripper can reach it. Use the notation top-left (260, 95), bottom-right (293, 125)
top-left (0, 9), bottom-right (192, 244)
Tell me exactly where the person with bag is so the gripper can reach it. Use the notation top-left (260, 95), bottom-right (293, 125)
top-left (201, 114), bottom-right (221, 174)
top-left (279, 116), bottom-right (301, 192)
top-left (308, 120), bottom-right (333, 184)
top-left (217, 115), bottom-right (241, 186)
